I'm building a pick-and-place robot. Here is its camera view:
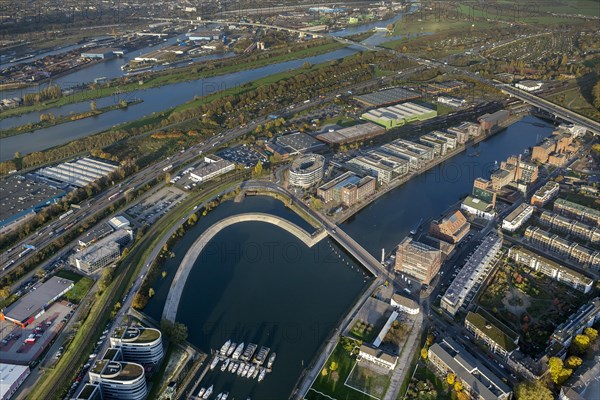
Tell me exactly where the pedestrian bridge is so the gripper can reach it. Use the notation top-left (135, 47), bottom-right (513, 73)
top-left (162, 213), bottom-right (328, 322)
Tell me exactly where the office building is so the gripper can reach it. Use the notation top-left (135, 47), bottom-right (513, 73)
top-left (554, 198), bottom-right (600, 226)
top-left (441, 234), bottom-right (502, 316)
top-left (110, 326), bottom-right (164, 365)
top-left (465, 311), bottom-right (520, 358)
top-left (429, 210), bottom-right (470, 244)
top-left (0, 363), bottom-right (30, 400)
top-left (395, 237), bottom-right (442, 285)
top-left (189, 155), bottom-right (235, 183)
top-left (501, 203), bottom-right (534, 232)
top-left (508, 247), bottom-right (594, 294)
top-left (88, 359), bottom-right (147, 400)
top-left (530, 181), bottom-right (559, 207)
top-left (317, 172), bottom-right (376, 206)
top-left (74, 229), bottom-right (133, 274)
top-left (419, 133), bottom-right (448, 156)
top-left (478, 110), bottom-right (510, 133)
top-left (515, 80), bottom-right (543, 92)
top-left (347, 150), bottom-right (409, 184)
top-left (447, 121), bottom-right (481, 142)
top-left (288, 154), bottom-right (325, 188)
top-left (428, 339), bottom-right (512, 400)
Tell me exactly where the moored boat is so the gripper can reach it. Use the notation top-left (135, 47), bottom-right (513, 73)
top-left (221, 358), bottom-right (230, 371)
top-left (267, 352), bottom-right (276, 369)
top-left (232, 342), bottom-right (245, 359)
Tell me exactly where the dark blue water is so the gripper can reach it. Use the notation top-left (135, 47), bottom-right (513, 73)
top-left (145, 196), bottom-right (367, 399)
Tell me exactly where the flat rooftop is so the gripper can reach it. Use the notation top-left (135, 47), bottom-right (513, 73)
top-left (1, 276), bottom-right (73, 324)
top-left (354, 87), bottom-right (421, 107)
top-left (275, 132), bottom-right (326, 154)
top-left (316, 122), bottom-right (385, 145)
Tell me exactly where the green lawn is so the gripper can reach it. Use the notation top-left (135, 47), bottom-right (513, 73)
top-left (64, 276), bottom-right (95, 304)
top-left (55, 269), bottom-right (85, 283)
top-left (306, 337), bottom-right (378, 400)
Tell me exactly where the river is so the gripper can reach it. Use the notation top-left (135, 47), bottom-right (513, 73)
top-left (342, 116), bottom-right (556, 256)
top-left (145, 195), bottom-right (368, 400)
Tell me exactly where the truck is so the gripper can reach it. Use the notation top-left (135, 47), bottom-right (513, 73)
top-left (162, 164), bottom-right (173, 172)
top-left (59, 210), bottom-right (74, 220)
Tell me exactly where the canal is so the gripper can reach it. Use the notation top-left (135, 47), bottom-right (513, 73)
top-left (342, 116), bottom-right (556, 256)
top-left (145, 195), bottom-right (368, 400)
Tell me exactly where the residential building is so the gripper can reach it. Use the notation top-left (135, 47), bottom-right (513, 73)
top-left (472, 178), bottom-right (497, 207)
top-left (393, 139), bottom-right (435, 161)
top-left (110, 326), bottom-right (164, 365)
top-left (538, 211), bottom-right (600, 244)
top-left (550, 297), bottom-right (600, 348)
top-left (461, 196), bottom-right (495, 220)
top-left (554, 198), bottom-right (600, 226)
top-left (441, 234), bottom-right (502, 316)
top-left (432, 131), bottom-right (458, 150)
top-left (508, 247), bottom-right (594, 294)
top-left (559, 355), bottom-right (600, 400)
top-left (358, 344), bottom-right (398, 370)
top-left (492, 155), bottom-right (538, 191)
top-left (339, 176), bottom-right (376, 207)
top-left (288, 154), bottom-right (325, 188)
top-left (428, 339), bottom-right (512, 400)
top-left (380, 143), bottom-right (423, 171)
top-left (395, 237), bottom-right (442, 285)
top-left (429, 210), bottom-right (470, 244)
top-left (390, 294), bottom-right (420, 315)
top-left (465, 311), bottom-right (520, 358)
top-left (501, 203), bottom-right (534, 232)
top-left (524, 226), bottom-right (600, 270)
top-left (447, 121), bottom-right (481, 142)
top-left (530, 181), bottom-right (559, 207)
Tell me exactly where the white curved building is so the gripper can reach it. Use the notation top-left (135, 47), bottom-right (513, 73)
top-left (109, 326), bottom-right (164, 365)
top-left (288, 154), bottom-right (325, 188)
top-left (88, 360), bottom-right (147, 400)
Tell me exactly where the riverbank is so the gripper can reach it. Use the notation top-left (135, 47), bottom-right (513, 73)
top-left (333, 112), bottom-right (527, 224)
top-left (0, 40), bottom-right (346, 121)
top-left (0, 99), bottom-right (143, 138)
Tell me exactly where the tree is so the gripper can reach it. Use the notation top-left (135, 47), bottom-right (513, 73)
top-left (454, 380), bottom-right (463, 392)
top-left (132, 293), bottom-right (148, 309)
top-left (514, 381), bottom-right (553, 400)
top-left (565, 356), bottom-right (583, 369)
top-left (571, 334), bottom-right (590, 354)
top-left (321, 367), bottom-right (328, 377)
top-left (0, 286), bottom-right (11, 299)
top-left (171, 322), bottom-right (188, 344)
top-left (584, 327), bottom-right (598, 342)
top-left (14, 151), bottom-right (21, 159)
top-left (421, 347), bottom-right (428, 360)
top-left (162, 271), bottom-right (167, 278)
top-left (165, 172), bottom-right (171, 185)
top-left (90, 100), bottom-right (97, 111)
top-left (447, 373), bottom-right (455, 385)
top-left (330, 361), bottom-right (338, 371)
top-left (253, 161), bottom-right (263, 177)
top-left (148, 287), bottom-right (155, 298)
top-left (187, 213), bottom-right (198, 225)
top-left (98, 269), bottom-right (113, 291)
top-left (548, 357), bottom-right (572, 385)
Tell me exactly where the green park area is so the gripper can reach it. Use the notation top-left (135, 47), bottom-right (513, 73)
top-left (306, 336), bottom-right (387, 400)
top-left (478, 260), bottom-right (589, 356)
top-left (405, 364), bottom-right (453, 400)
top-left (56, 270), bottom-right (95, 304)
top-left (350, 319), bottom-right (379, 342)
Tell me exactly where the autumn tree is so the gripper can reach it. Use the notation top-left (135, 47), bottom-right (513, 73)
top-left (454, 380), bottom-right (463, 392)
top-left (565, 355), bottom-right (583, 369)
top-left (132, 293), bottom-right (148, 309)
top-left (148, 287), bottom-right (155, 298)
top-left (447, 373), bottom-right (455, 385)
top-left (571, 334), bottom-right (590, 354)
top-left (421, 347), bottom-right (428, 360)
top-left (548, 357), bottom-right (572, 385)
top-left (514, 381), bottom-right (553, 400)
top-left (584, 327), bottom-right (598, 342)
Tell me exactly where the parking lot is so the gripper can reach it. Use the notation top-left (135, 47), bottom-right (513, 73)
top-left (0, 301), bottom-right (73, 364)
top-left (125, 187), bottom-right (187, 226)
top-left (217, 144), bottom-right (266, 168)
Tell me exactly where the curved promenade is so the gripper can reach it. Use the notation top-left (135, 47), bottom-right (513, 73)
top-left (162, 212), bottom-right (327, 322)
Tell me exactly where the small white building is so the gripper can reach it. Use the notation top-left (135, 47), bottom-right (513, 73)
top-left (391, 294), bottom-right (420, 315)
top-left (358, 344), bottom-right (398, 370)
top-left (501, 204), bottom-right (534, 232)
top-left (461, 196), bottom-right (495, 221)
top-left (515, 80), bottom-right (543, 92)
